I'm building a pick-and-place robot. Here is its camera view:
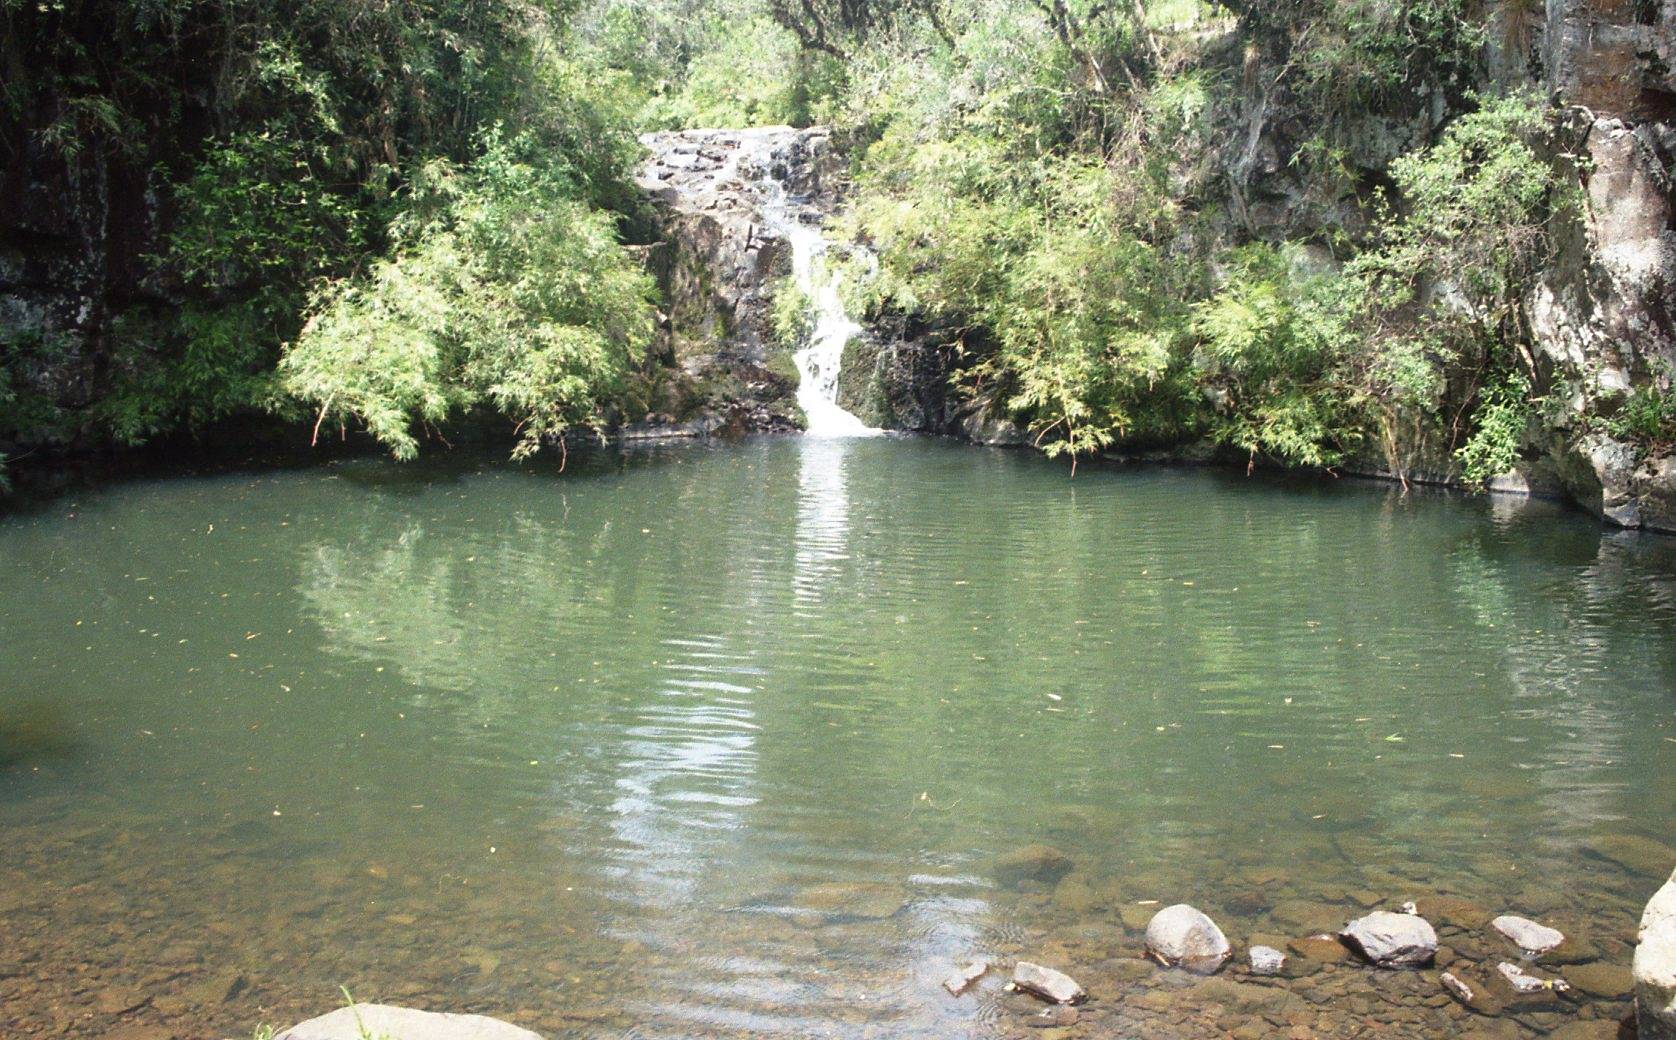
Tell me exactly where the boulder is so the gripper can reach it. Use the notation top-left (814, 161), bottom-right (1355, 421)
top-left (1644, 868), bottom-right (1676, 941)
top-left (1145, 904), bottom-right (1231, 975)
top-left (276, 1004), bottom-right (543, 1040)
top-left (1012, 961), bottom-right (1087, 1005)
top-left (993, 845), bottom-right (1074, 888)
top-left (1493, 915), bottom-right (1566, 957)
top-left (1248, 945), bottom-right (1285, 977)
top-left (1339, 911), bottom-right (1438, 968)
top-left (1639, 916), bottom-right (1676, 1039)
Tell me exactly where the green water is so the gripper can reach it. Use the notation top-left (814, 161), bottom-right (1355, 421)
top-left (1, 436), bottom-right (1673, 1039)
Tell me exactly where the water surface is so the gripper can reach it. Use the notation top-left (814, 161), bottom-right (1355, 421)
top-left (2, 437), bottom-right (1673, 1038)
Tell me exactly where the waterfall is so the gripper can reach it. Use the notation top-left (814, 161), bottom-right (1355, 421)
top-left (743, 133), bottom-right (878, 438)
top-left (780, 224), bottom-right (878, 437)
top-left (638, 126), bottom-right (881, 438)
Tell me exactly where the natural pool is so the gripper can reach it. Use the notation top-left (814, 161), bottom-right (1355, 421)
top-left (1, 435), bottom-right (1673, 1040)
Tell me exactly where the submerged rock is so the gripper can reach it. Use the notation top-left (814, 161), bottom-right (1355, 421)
top-left (1566, 961), bottom-right (1634, 999)
top-left (1287, 934), bottom-right (1353, 965)
top-left (276, 1004), bottom-right (544, 1040)
top-left (942, 960), bottom-right (988, 996)
top-left (1493, 914), bottom-right (1566, 956)
top-left (791, 881), bottom-right (908, 921)
top-left (1584, 834), bottom-right (1676, 876)
top-left (1440, 968), bottom-right (1507, 1016)
top-left (1339, 910), bottom-right (1438, 968)
top-left (1145, 904), bottom-right (1231, 974)
top-left (993, 845), bottom-right (1074, 888)
top-left (1012, 961), bottom-right (1087, 1004)
top-left (1248, 945), bottom-right (1285, 976)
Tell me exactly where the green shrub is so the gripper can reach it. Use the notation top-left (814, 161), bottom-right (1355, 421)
top-left (279, 131), bottom-right (656, 460)
top-left (1455, 373), bottom-right (1533, 487)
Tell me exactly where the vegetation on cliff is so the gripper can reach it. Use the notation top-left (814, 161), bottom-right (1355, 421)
top-left (0, 0), bottom-right (1655, 483)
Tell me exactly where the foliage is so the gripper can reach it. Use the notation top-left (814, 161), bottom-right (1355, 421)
top-left (770, 276), bottom-right (815, 350)
top-left (1454, 373), bottom-right (1533, 487)
top-left (1, 0), bottom-right (650, 464)
top-left (279, 131), bottom-right (656, 460)
top-left (1607, 368), bottom-right (1676, 453)
top-left (1191, 244), bottom-right (1362, 467)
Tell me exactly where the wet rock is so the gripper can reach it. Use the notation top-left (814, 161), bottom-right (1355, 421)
top-left (1639, 916), bottom-right (1676, 1039)
top-left (1493, 915), bottom-right (1566, 956)
top-left (1497, 961), bottom-right (1572, 996)
top-left (1249, 945), bottom-right (1286, 976)
top-left (1011, 961), bottom-right (1087, 1005)
top-left (1546, 931), bottom-right (1604, 966)
top-left (276, 1004), bottom-right (545, 1040)
top-left (1546, 1022), bottom-right (1622, 1040)
top-left (1051, 875), bottom-right (1098, 913)
top-left (1287, 935), bottom-right (1353, 964)
top-left (993, 845), bottom-right (1074, 888)
top-left (1566, 961), bottom-right (1634, 1000)
top-left (1584, 834), bottom-right (1676, 877)
top-left (1339, 911), bottom-right (1438, 968)
top-left (1193, 976), bottom-right (1295, 1015)
top-left (1145, 904), bottom-right (1232, 975)
top-left (95, 987), bottom-right (150, 1015)
top-left (942, 960), bottom-right (988, 996)
top-left (1267, 899), bottom-right (1343, 935)
top-left (1423, 895), bottom-right (1494, 931)
top-left (791, 881), bottom-right (908, 921)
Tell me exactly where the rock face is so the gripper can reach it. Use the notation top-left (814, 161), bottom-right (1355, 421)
top-left (1339, 911), bottom-right (1438, 968)
top-left (635, 127), bottom-right (843, 433)
top-left (1012, 961), bottom-right (1087, 1004)
top-left (1641, 870), bottom-right (1676, 1040)
top-left (1493, 914), bottom-right (1566, 956)
top-left (1144, 904), bottom-right (1232, 974)
top-left (276, 1004), bottom-right (544, 1040)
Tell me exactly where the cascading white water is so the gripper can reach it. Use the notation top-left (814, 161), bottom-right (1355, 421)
top-left (639, 126), bottom-right (880, 438)
top-left (780, 224), bottom-right (878, 437)
top-left (748, 143), bottom-right (879, 439)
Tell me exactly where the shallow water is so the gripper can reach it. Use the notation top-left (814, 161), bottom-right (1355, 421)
top-left (1, 436), bottom-right (1673, 1039)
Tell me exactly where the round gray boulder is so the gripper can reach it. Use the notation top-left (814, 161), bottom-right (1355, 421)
top-left (1144, 904), bottom-right (1231, 975)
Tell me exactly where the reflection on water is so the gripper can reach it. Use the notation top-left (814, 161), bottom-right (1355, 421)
top-left (0, 438), bottom-right (1672, 1039)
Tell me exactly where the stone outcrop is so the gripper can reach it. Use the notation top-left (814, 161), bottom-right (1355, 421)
top-left (275, 1004), bottom-right (543, 1040)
